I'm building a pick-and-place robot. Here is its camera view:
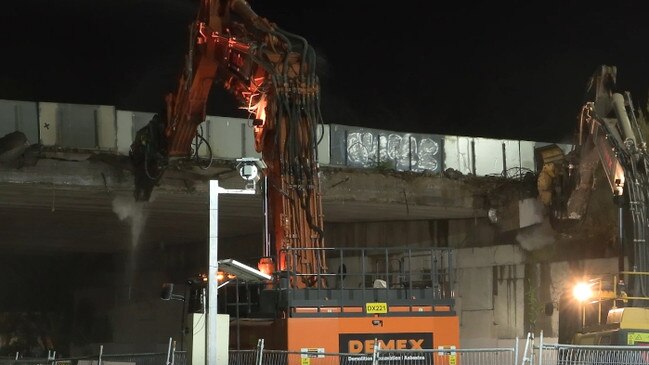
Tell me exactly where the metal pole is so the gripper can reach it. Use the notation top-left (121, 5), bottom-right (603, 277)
top-left (166, 337), bottom-right (173, 365)
top-left (539, 330), bottom-right (543, 365)
top-left (263, 176), bottom-right (270, 257)
top-left (514, 337), bottom-right (519, 365)
top-left (208, 180), bottom-right (220, 365)
top-left (171, 340), bottom-right (177, 365)
top-left (208, 179), bottom-right (256, 365)
top-left (256, 339), bottom-right (265, 365)
top-left (236, 279), bottom-right (240, 350)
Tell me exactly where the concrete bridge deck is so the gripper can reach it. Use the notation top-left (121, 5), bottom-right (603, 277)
top-left (0, 151), bottom-right (494, 254)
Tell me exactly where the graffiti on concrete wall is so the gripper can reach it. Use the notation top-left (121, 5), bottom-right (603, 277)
top-left (331, 125), bottom-right (443, 173)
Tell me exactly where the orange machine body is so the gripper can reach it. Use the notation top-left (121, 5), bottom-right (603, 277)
top-left (234, 314), bottom-right (459, 351)
top-left (225, 247), bottom-right (459, 356)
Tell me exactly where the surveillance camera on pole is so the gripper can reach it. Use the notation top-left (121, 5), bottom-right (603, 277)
top-left (236, 157), bottom-right (266, 189)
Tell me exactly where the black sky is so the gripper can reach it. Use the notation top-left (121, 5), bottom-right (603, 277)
top-left (2, 1), bottom-right (649, 143)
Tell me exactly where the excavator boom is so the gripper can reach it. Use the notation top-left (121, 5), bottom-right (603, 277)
top-left (129, 0), bottom-right (326, 285)
top-left (537, 65), bottom-right (649, 344)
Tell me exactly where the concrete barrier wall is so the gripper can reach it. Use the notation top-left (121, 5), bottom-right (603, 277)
top-left (329, 124), bottom-right (445, 173)
top-left (444, 137), bottom-right (544, 177)
top-left (116, 110), bottom-right (157, 154)
top-left (2, 98), bottom-right (569, 175)
top-left (0, 99), bottom-right (39, 144)
top-left (38, 102), bottom-right (117, 151)
top-left (204, 116), bottom-right (260, 160)
top-left (443, 136), bottom-right (474, 175)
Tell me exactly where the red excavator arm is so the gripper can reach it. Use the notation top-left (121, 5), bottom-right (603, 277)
top-left (129, 0), bottom-right (326, 287)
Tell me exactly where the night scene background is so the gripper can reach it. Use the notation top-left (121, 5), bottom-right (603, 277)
top-left (2, 1), bottom-right (649, 143)
top-left (0, 0), bottom-right (649, 357)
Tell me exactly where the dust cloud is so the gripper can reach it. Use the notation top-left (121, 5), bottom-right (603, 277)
top-left (112, 194), bottom-right (149, 290)
top-left (516, 216), bottom-right (556, 251)
top-left (112, 195), bottom-right (148, 249)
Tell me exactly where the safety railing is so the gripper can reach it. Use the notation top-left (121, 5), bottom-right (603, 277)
top-left (279, 246), bottom-right (455, 310)
top-left (570, 271), bottom-right (649, 330)
top-left (574, 272), bottom-right (649, 306)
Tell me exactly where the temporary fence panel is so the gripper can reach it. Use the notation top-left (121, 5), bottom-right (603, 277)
top-left (0, 339), bottom-right (184, 365)
top-left (229, 349), bottom-right (257, 365)
top-left (0, 353), bottom-right (185, 365)
top-left (373, 348), bottom-right (518, 365)
top-left (229, 345), bottom-right (520, 365)
top-left (96, 352), bottom-right (171, 365)
top-left (520, 331), bottom-right (649, 365)
top-left (234, 349), bottom-right (382, 365)
top-left (538, 344), bottom-right (649, 365)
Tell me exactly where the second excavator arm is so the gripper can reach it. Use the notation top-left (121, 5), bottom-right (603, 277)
top-left (537, 65), bottom-right (649, 298)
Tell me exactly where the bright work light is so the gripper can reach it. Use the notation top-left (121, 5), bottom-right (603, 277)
top-left (573, 282), bottom-right (593, 302)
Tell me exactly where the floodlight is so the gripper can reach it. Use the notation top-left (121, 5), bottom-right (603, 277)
top-left (218, 258), bottom-right (272, 283)
top-left (573, 282), bottom-right (593, 302)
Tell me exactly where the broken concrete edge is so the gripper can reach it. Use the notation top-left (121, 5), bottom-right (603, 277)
top-left (0, 149), bottom-right (535, 217)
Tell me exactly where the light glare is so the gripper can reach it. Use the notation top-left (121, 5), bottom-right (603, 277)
top-left (573, 282), bottom-right (593, 302)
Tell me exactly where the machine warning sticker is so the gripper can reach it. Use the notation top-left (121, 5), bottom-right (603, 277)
top-left (339, 332), bottom-right (433, 363)
top-left (438, 346), bottom-right (457, 365)
top-left (628, 332), bottom-right (649, 345)
top-left (365, 302), bottom-right (388, 314)
top-left (300, 348), bottom-right (325, 358)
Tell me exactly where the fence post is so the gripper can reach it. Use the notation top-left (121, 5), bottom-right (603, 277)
top-left (521, 332), bottom-right (533, 365)
top-left (98, 345), bottom-right (104, 365)
top-left (371, 339), bottom-right (380, 365)
top-left (171, 340), bottom-right (177, 365)
top-left (166, 337), bottom-right (173, 365)
top-left (256, 339), bottom-right (265, 365)
top-left (47, 350), bottom-right (56, 365)
top-left (514, 337), bottom-right (519, 365)
top-left (538, 331), bottom-right (543, 365)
